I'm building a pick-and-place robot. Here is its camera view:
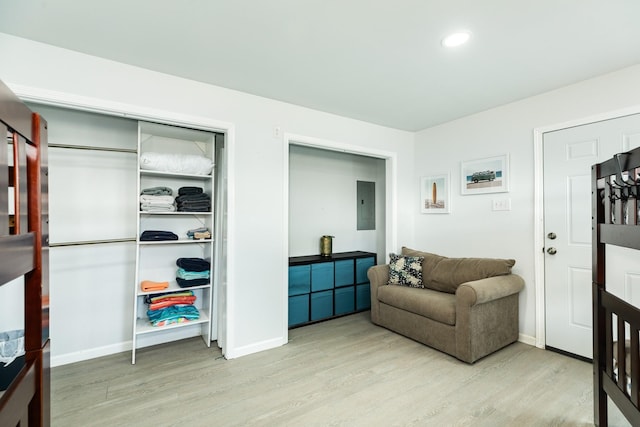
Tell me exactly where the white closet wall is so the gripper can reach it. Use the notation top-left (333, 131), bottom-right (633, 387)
top-left (29, 103), bottom-right (139, 364)
top-left (289, 145), bottom-right (386, 259)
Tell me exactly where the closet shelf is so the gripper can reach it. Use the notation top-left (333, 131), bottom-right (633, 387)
top-left (135, 310), bottom-right (209, 335)
top-left (137, 281), bottom-right (211, 296)
top-left (139, 211), bottom-right (213, 216)
top-left (140, 169), bottom-right (214, 180)
top-left (138, 239), bottom-right (213, 245)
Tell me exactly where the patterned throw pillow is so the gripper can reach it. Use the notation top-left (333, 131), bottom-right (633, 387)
top-left (388, 253), bottom-right (424, 288)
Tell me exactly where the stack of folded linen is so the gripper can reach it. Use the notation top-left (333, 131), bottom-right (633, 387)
top-left (140, 194), bottom-right (176, 212)
top-left (186, 226), bottom-right (211, 240)
top-left (175, 257), bottom-right (210, 288)
top-left (140, 186), bottom-right (173, 196)
top-left (175, 187), bottom-right (211, 212)
top-left (145, 291), bottom-right (199, 327)
top-left (140, 230), bottom-right (179, 241)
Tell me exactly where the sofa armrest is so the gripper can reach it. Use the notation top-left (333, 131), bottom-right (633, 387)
top-left (367, 264), bottom-right (389, 324)
top-left (367, 264), bottom-right (390, 298)
top-left (456, 274), bottom-right (524, 307)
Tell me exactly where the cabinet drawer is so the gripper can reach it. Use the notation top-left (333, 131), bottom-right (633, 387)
top-left (355, 256), bottom-right (375, 284)
top-left (289, 265), bottom-right (311, 296)
top-left (289, 294), bottom-right (310, 327)
top-left (311, 262), bottom-right (334, 291)
top-left (334, 259), bottom-right (354, 287)
top-left (356, 283), bottom-right (371, 311)
top-left (335, 286), bottom-right (355, 315)
top-left (311, 290), bottom-right (333, 321)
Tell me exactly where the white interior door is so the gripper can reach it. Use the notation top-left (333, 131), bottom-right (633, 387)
top-left (543, 114), bottom-right (640, 359)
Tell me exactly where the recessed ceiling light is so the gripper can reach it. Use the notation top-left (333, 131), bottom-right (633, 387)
top-left (442, 31), bottom-right (471, 48)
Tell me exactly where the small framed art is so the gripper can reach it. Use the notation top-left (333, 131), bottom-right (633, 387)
top-left (420, 174), bottom-right (450, 214)
top-left (461, 154), bottom-right (509, 195)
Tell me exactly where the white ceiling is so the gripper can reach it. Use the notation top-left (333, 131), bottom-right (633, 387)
top-left (1, 0), bottom-right (640, 131)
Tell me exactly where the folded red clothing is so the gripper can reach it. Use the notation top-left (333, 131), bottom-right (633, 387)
top-left (149, 297), bottom-right (197, 310)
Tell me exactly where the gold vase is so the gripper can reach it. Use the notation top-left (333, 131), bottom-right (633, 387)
top-left (320, 235), bottom-right (334, 257)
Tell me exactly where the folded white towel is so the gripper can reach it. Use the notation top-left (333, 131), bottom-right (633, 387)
top-left (139, 195), bottom-right (175, 204)
top-left (140, 204), bottom-right (177, 212)
top-left (140, 152), bottom-right (214, 176)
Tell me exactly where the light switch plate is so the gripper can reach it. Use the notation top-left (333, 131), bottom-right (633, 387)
top-left (492, 198), bottom-right (511, 211)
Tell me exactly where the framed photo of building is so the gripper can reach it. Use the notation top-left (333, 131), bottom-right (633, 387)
top-left (460, 154), bottom-right (509, 195)
top-left (420, 173), bottom-right (450, 213)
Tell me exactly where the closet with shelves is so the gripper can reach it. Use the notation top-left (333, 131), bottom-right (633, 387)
top-left (132, 122), bottom-right (217, 364)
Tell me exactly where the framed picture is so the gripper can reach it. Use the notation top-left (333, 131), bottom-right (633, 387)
top-left (420, 174), bottom-right (450, 214)
top-left (461, 154), bottom-right (509, 195)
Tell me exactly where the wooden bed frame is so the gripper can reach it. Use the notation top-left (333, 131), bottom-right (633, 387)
top-left (593, 146), bottom-right (640, 426)
top-left (0, 79), bottom-right (50, 426)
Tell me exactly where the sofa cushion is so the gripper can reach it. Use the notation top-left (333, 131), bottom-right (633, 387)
top-left (401, 247), bottom-right (515, 294)
top-left (377, 285), bottom-right (456, 325)
top-left (388, 253), bottom-right (424, 288)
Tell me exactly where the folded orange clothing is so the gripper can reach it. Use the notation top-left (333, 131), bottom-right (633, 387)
top-left (141, 280), bottom-right (169, 292)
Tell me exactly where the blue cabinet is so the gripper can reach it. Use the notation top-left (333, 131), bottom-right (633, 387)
top-left (311, 290), bottom-right (333, 321)
top-left (288, 265), bottom-right (310, 296)
top-left (288, 251), bottom-right (376, 328)
top-left (289, 294), bottom-right (310, 326)
top-left (311, 262), bottom-right (334, 291)
top-left (334, 260), bottom-right (354, 287)
top-left (335, 286), bottom-right (355, 315)
top-left (356, 283), bottom-right (371, 311)
top-left (356, 256), bottom-right (375, 284)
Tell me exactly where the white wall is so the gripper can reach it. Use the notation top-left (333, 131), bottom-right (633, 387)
top-left (0, 33), bottom-right (415, 361)
top-left (289, 145), bottom-right (385, 259)
top-left (413, 64), bottom-right (640, 339)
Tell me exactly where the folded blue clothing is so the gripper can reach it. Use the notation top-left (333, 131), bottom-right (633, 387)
top-left (147, 305), bottom-right (200, 322)
top-left (140, 230), bottom-right (179, 241)
top-left (176, 268), bottom-right (210, 279)
top-left (176, 257), bottom-right (210, 272)
top-left (176, 277), bottom-right (210, 288)
top-left (178, 206), bottom-right (211, 212)
top-left (178, 186), bottom-right (203, 196)
top-left (175, 193), bottom-right (210, 203)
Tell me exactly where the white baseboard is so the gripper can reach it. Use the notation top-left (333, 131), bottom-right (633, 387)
top-left (51, 329), bottom-right (206, 367)
top-left (53, 333), bottom-right (535, 366)
top-left (518, 333), bottom-right (536, 347)
top-left (51, 341), bottom-right (132, 367)
top-left (224, 336), bottom-right (287, 359)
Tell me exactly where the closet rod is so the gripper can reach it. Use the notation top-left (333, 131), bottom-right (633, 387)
top-left (48, 143), bottom-right (137, 154)
top-left (49, 237), bottom-right (136, 248)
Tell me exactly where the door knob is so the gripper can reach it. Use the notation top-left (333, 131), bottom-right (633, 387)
top-left (547, 232), bottom-right (557, 240)
top-left (547, 247), bottom-right (557, 255)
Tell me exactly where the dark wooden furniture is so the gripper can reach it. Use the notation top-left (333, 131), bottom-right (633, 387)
top-left (592, 147), bottom-right (640, 426)
top-left (0, 79), bottom-right (50, 426)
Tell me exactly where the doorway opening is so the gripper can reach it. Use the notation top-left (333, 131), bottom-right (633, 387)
top-left (283, 133), bottom-right (397, 341)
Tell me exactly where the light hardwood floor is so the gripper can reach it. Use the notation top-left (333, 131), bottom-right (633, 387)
top-left (52, 312), bottom-right (630, 426)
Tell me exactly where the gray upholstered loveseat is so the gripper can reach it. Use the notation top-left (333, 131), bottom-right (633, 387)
top-left (367, 247), bottom-right (525, 363)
